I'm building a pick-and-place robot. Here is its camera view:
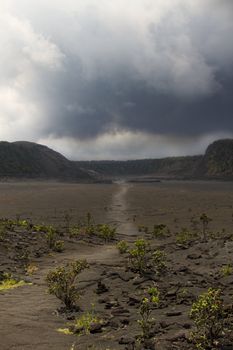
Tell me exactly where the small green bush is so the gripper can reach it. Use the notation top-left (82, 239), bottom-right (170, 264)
top-left (64, 210), bottom-right (73, 230)
top-left (0, 224), bottom-right (6, 241)
top-left (85, 224), bottom-right (95, 235)
top-left (69, 216), bottom-right (116, 243)
top-left (70, 306), bottom-right (103, 335)
top-left (220, 264), bottom-right (232, 277)
top-left (176, 228), bottom-right (193, 245)
top-left (15, 249), bottom-right (30, 266)
top-left (129, 239), bottom-right (168, 276)
top-left (46, 260), bottom-right (89, 309)
top-left (190, 288), bottom-right (226, 349)
top-left (53, 240), bottom-right (65, 253)
top-left (69, 226), bottom-right (81, 238)
top-left (200, 213), bottom-right (212, 241)
top-left (152, 249), bottom-right (167, 274)
top-left (152, 224), bottom-right (169, 238)
top-left (45, 226), bottom-right (58, 249)
top-left (117, 240), bottom-right (129, 254)
top-left (17, 219), bottom-right (31, 230)
top-left (138, 286), bottom-right (159, 341)
top-left (86, 212), bottom-right (93, 226)
top-left (129, 239), bottom-right (150, 274)
top-left (33, 224), bottom-right (49, 232)
top-left (97, 224), bottom-right (116, 242)
top-left (0, 218), bottom-right (14, 231)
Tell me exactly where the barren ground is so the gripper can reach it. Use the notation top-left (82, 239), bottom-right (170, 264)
top-left (0, 181), bottom-right (233, 350)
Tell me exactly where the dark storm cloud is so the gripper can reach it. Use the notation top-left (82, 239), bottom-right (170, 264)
top-left (42, 69), bottom-right (233, 139)
top-left (1, 0), bottom-right (233, 158)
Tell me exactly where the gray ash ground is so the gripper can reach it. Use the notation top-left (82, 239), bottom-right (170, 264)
top-left (0, 181), bottom-right (233, 349)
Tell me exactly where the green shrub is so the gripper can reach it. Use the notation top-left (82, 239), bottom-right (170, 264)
top-left (220, 264), bottom-right (232, 277)
top-left (117, 240), bottom-right (129, 254)
top-left (97, 224), bottom-right (116, 242)
top-left (86, 212), bottom-right (93, 226)
top-left (69, 226), bottom-right (81, 239)
top-left (15, 249), bottom-right (30, 266)
top-left (176, 228), bottom-right (193, 245)
top-left (138, 286), bottom-right (159, 341)
top-left (45, 226), bottom-right (58, 249)
top-left (70, 305), bottom-right (103, 335)
top-left (0, 224), bottom-right (6, 241)
top-left (33, 224), bottom-right (49, 232)
top-left (53, 240), bottom-right (65, 253)
top-left (46, 260), bottom-right (89, 309)
top-left (0, 218), bottom-right (14, 231)
top-left (200, 213), bottom-right (212, 241)
top-left (152, 249), bottom-right (167, 274)
top-left (152, 224), bottom-right (169, 238)
top-left (129, 239), bottom-right (150, 274)
top-left (64, 210), bottom-right (72, 230)
top-left (190, 288), bottom-right (226, 349)
top-left (17, 219), bottom-right (31, 230)
top-left (69, 217), bottom-right (116, 243)
top-left (129, 239), bottom-right (168, 276)
top-left (85, 224), bottom-right (95, 235)
top-left (177, 288), bottom-right (189, 304)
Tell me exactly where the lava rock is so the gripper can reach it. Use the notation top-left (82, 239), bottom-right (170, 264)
top-left (111, 306), bottom-right (130, 316)
top-left (96, 281), bottom-right (109, 294)
top-left (89, 322), bottom-right (103, 334)
top-left (119, 336), bottom-right (135, 345)
top-left (187, 253), bottom-right (202, 260)
top-left (166, 311), bottom-right (182, 317)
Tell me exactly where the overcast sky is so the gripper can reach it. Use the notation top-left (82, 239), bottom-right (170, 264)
top-left (0, 0), bottom-right (233, 160)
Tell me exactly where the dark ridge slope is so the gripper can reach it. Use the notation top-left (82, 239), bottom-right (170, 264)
top-left (0, 141), bottom-right (92, 181)
top-left (77, 156), bottom-right (202, 178)
top-left (77, 139), bottom-right (233, 180)
top-left (196, 139), bottom-right (233, 179)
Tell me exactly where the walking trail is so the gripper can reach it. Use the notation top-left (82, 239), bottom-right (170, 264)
top-left (0, 182), bottom-right (137, 350)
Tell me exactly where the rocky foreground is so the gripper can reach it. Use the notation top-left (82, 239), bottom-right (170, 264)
top-left (0, 212), bottom-right (233, 350)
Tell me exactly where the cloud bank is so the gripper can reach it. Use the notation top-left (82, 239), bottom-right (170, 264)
top-left (0, 0), bottom-right (233, 159)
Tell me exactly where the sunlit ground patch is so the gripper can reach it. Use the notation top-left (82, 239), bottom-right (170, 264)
top-left (57, 328), bottom-right (73, 335)
top-left (0, 278), bottom-right (32, 291)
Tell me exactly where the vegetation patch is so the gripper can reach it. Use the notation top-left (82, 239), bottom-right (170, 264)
top-left (176, 227), bottom-right (194, 245)
top-left (46, 260), bottom-right (89, 310)
top-left (189, 288), bottom-right (228, 349)
top-left (0, 273), bottom-right (32, 291)
top-left (220, 264), bottom-right (232, 277)
top-left (137, 286), bottom-right (160, 343)
top-left (69, 213), bottom-right (117, 242)
top-left (199, 213), bottom-right (212, 241)
top-left (70, 309), bottom-right (104, 336)
top-left (116, 240), bottom-right (129, 254)
top-left (152, 224), bottom-right (170, 238)
top-left (128, 238), bottom-right (167, 275)
top-left (57, 328), bottom-right (74, 335)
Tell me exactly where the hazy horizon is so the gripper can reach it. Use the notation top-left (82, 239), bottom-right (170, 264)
top-left (1, 136), bottom-right (230, 162)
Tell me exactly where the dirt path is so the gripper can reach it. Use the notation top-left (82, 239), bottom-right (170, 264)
top-left (107, 181), bottom-right (137, 240)
top-left (0, 182), bottom-right (136, 350)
